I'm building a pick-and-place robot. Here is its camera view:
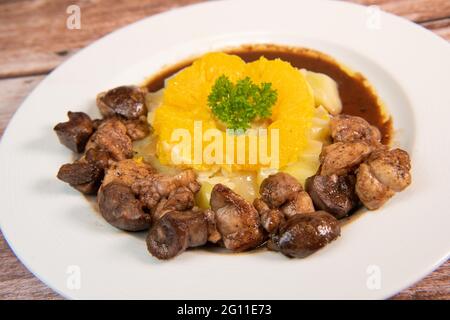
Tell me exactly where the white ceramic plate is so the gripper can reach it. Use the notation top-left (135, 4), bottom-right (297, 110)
top-left (1, 0), bottom-right (449, 299)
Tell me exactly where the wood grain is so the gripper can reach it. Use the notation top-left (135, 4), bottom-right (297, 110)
top-left (0, 0), bottom-right (205, 78)
top-left (0, 0), bottom-right (449, 300)
top-left (0, 0), bottom-right (449, 79)
top-left (0, 75), bottom-right (45, 138)
top-left (348, 0), bottom-right (450, 22)
top-left (422, 17), bottom-right (450, 40)
top-left (0, 231), bottom-right (62, 300)
top-left (392, 261), bottom-right (450, 300)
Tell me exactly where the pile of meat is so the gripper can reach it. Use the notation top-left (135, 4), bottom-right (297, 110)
top-left (309, 114), bottom-right (411, 213)
top-left (55, 85), bottom-right (411, 260)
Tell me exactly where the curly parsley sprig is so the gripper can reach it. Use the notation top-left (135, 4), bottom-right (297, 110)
top-left (207, 75), bottom-right (278, 131)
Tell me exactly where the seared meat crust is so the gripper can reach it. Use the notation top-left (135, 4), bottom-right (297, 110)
top-left (54, 111), bottom-right (94, 153)
top-left (210, 184), bottom-right (263, 251)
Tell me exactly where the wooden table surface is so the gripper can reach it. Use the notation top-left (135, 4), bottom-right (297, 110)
top-left (0, 0), bottom-right (449, 300)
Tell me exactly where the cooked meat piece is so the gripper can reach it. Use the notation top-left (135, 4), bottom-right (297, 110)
top-left (91, 116), bottom-right (150, 141)
top-left (366, 148), bottom-right (411, 192)
top-left (280, 191), bottom-right (315, 218)
top-left (180, 209), bottom-right (209, 248)
top-left (98, 182), bottom-right (151, 231)
top-left (54, 111), bottom-right (94, 153)
top-left (123, 117), bottom-right (151, 141)
top-left (57, 162), bottom-right (102, 194)
top-left (305, 174), bottom-right (358, 219)
top-left (253, 198), bottom-right (270, 213)
top-left (163, 186), bottom-right (196, 211)
top-left (174, 169), bottom-right (201, 194)
top-left (320, 141), bottom-right (373, 176)
top-left (259, 172), bottom-right (302, 208)
top-left (92, 118), bottom-right (103, 130)
top-left (132, 180), bottom-right (161, 210)
top-left (356, 148), bottom-right (411, 210)
top-left (204, 208), bottom-right (221, 243)
top-left (146, 210), bottom-right (208, 260)
top-left (356, 163), bottom-right (395, 210)
top-left (102, 159), bottom-right (154, 187)
top-left (92, 151), bottom-right (198, 215)
top-left (57, 140), bottom-right (114, 195)
top-left (132, 169), bottom-right (200, 209)
top-left (73, 181), bottom-right (102, 195)
top-left (57, 162), bottom-right (101, 185)
top-left (99, 159), bottom-right (200, 231)
top-left (330, 114), bottom-right (381, 145)
top-left (86, 118), bottom-right (133, 161)
top-left (210, 184), bottom-right (263, 251)
top-left (253, 198), bottom-right (284, 234)
top-left (261, 210), bottom-right (284, 234)
top-left (268, 211), bottom-right (341, 258)
top-left (84, 148), bottom-right (111, 170)
top-left (97, 86), bottom-right (147, 120)
top-left (152, 199), bottom-right (169, 221)
top-left (152, 186), bottom-right (195, 221)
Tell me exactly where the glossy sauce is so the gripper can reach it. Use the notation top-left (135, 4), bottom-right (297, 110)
top-left (145, 45), bottom-right (392, 144)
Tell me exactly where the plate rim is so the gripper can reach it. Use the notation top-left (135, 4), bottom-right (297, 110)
top-left (1, 0), bottom-right (449, 300)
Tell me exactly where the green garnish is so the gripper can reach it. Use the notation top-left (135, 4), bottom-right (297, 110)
top-left (207, 75), bottom-right (278, 131)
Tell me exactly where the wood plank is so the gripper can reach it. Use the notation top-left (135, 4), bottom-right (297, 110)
top-left (0, 0), bottom-right (206, 78)
top-left (393, 261), bottom-right (450, 299)
top-left (0, 75), bottom-right (44, 138)
top-left (1, 0), bottom-right (449, 79)
top-left (422, 17), bottom-right (450, 41)
top-left (348, 0), bottom-right (450, 22)
top-left (0, 232), bottom-right (61, 299)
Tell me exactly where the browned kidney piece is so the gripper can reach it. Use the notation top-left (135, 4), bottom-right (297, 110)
top-left (54, 111), bottom-right (94, 153)
top-left (356, 148), bottom-right (411, 210)
top-left (96, 86), bottom-right (147, 120)
top-left (319, 141), bottom-right (373, 176)
top-left (57, 148), bottom-right (112, 195)
top-left (98, 181), bottom-right (151, 231)
top-left (122, 117), bottom-right (151, 141)
top-left (259, 172), bottom-right (303, 208)
top-left (210, 184), bottom-right (264, 252)
top-left (253, 198), bottom-right (285, 234)
top-left (57, 162), bottom-right (102, 195)
top-left (85, 118), bottom-right (133, 161)
top-left (92, 116), bottom-right (151, 141)
top-left (102, 158), bottom-right (155, 187)
top-left (364, 148), bottom-right (411, 192)
top-left (131, 169), bottom-right (200, 210)
top-left (151, 186), bottom-right (196, 221)
top-left (330, 114), bottom-right (381, 145)
top-left (146, 210), bottom-right (208, 260)
top-left (280, 191), bottom-right (315, 218)
top-left (268, 211), bottom-right (341, 258)
top-left (305, 174), bottom-right (359, 219)
top-left (204, 209), bottom-right (222, 244)
top-left (84, 148), bottom-right (111, 170)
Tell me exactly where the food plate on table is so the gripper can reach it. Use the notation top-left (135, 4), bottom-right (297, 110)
top-left (0, 0), bottom-right (449, 299)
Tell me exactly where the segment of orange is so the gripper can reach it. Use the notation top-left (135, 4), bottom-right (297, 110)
top-left (245, 57), bottom-right (315, 121)
top-left (163, 52), bottom-right (246, 114)
top-left (152, 52), bottom-right (316, 171)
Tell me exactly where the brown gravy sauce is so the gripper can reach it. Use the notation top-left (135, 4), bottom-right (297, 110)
top-left (144, 44), bottom-right (392, 144)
